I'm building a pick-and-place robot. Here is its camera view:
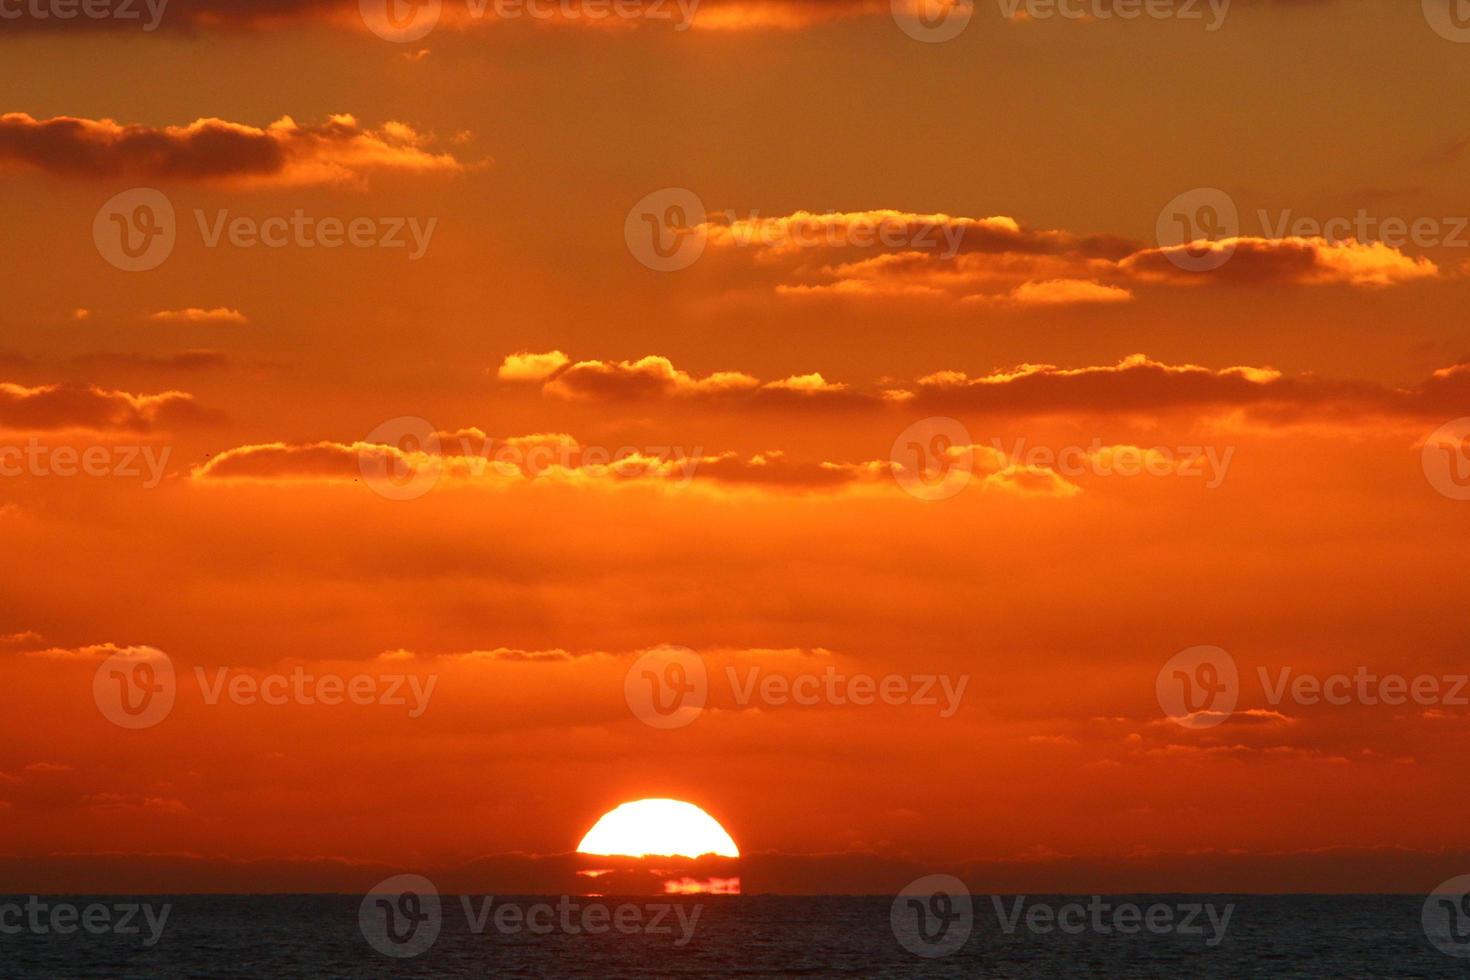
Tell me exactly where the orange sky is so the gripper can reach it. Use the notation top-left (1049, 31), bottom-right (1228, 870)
top-left (2, 0), bottom-right (1470, 894)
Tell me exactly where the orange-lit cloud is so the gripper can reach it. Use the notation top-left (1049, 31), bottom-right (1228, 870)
top-left (189, 430), bottom-right (1092, 496)
top-left (1121, 237), bottom-right (1440, 286)
top-left (0, 381), bottom-right (210, 432)
top-left (0, 113), bottom-right (466, 187)
top-left (698, 210), bottom-right (1440, 302)
top-left (147, 308), bottom-right (249, 325)
top-left (498, 349), bottom-right (1470, 424)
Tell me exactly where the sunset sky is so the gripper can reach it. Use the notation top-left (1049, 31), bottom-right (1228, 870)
top-left (3, 0), bottom-right (1470, 895)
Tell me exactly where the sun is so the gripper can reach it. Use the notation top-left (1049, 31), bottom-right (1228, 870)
top-left (576, 799), bottom-right (740, 859)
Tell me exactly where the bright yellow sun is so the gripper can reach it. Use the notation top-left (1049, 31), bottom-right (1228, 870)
top-left (576, 799), bottom-right (740, 859)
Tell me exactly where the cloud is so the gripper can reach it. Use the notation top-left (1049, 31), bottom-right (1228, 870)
top-left (502, 352), bottom-right (872, 407)
top-left (904, 352), bottom-right (1470, 422)
top-left (1120, 237), bottom-right (1440, 287)
top-left (0, 0), bottom-right (895, 33)
top-left (0, 112), bottom-right (466, 187)
top-left (537, 355), bottom-right (762, 401)
top-left (698, 210), bottom-right (1438, 302)
top-left (188, 431), bottom-right (1082, 497)
top-left (147, 308), bottom-right (248, 325)
top-left (497, 350), bottom-right (570, 381)
top-left (702, 210), bottom-right (1134, 259)
top-left (0, 381), bottom-right (212, 433)
top-left (84, 794), bottom-right (191, 815)
top-left (761, 373), bottom-right (847, 393)
top-left (999, 278), bottom-right (1133, 306)
top-left (0, 0), bottom-right (1345, 35)
top-left (499, 348), bottom-right (1470, 424)
top-left (20, 643), bottom-right (159, 661)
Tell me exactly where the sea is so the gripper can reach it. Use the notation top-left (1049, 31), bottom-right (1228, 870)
top-left (0, 894), bottom-right (1464, 977)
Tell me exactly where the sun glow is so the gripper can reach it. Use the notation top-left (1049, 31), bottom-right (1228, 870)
top-left (576, 799), bottom-right (740, 858)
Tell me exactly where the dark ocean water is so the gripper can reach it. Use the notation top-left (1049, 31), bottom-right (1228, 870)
top-left (1, 894), bottom-right (1465, 978)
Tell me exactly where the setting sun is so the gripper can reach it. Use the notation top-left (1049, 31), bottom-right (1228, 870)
top-left (577, 800), bottom-right (740, 859)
